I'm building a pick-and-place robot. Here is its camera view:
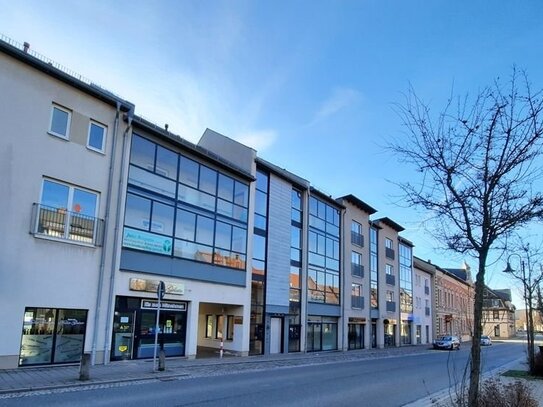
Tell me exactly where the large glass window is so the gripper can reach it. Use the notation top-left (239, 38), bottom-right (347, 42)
top-left (308, 196), bottom-right (340, 305)
top-left (20, 308), bottom-right (87, 366)
top-left (36, 179), bottom-right (99, 244)
top-left (123, 134), bottom-right (249, 270)
top-left (370, 227), bottom-right (378, 309)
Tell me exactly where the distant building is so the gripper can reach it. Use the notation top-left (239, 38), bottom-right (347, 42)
top-left (435, 265), bottom-right (474, 342)
top-left (515, 309), bottom-right (543, 333)
top-left (482, 287), bottom-right (516, 338)
top-left (412, 257), bottom-right (435, 344)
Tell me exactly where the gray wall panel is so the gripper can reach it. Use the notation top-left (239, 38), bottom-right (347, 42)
top-left (266, 174), bottom-right (292, 308)
top-left (120, 249), bottom-right (246, 286)
top-left (307, 303), bottom-right (341, 317)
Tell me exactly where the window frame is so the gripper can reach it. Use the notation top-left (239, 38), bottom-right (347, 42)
top-left (48, 104), bottom-right (72, 140)
top-left (87, 120), bottom-right (107, 153)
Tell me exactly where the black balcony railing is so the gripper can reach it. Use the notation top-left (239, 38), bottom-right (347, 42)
top-left (386, 301), bottom-right (396, 312)
top-left (352, 263), bottom-right (364, 278)
top-left (386, 274), bottom-right (395, 286)
top-left (351, 295), bottom-right (364, 309)
top-left (385, 247), bottom-right (395, 260)
top-left (31, 203), bottom-right (104, 246)
top-left (351, 231), bottom-right (364, 247)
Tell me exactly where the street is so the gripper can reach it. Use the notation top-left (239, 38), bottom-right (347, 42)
top-left (0, 342), bottom-right (526, 407)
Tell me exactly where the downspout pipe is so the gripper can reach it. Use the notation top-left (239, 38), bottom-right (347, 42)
top-left (91, 101), bottom-right (121, 365)
top-left (103, 110), bottom-right (133, 364)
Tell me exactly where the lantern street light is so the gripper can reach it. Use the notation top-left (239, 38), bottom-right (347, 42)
top-left (502, 252), bottom-right (536, 372)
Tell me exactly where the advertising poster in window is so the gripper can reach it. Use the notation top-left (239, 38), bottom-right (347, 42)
top-left (123, 227), bottom-right (173, 255)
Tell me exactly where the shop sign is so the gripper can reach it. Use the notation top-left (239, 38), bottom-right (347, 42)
top-left (122, 227), bottom-right (172, 255)
top-left (129, 278), bottom-right (184, 296)
top-left (234, 316), bottom-right (243, 324)
top-left (141, 300), bottom-right (187, 311)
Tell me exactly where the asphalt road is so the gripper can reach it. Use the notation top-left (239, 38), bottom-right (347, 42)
top-left (0, 342), bottom-right (525, 407)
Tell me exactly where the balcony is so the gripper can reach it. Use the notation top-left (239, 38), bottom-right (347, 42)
top-left (351, 231), bottom-right (364, 247)
top-left (351, 295), bottom-right (364, 309)
top-left (385, 274), bottom-right (395, 286)
top-left (386, 301), bottom-right (396, 312)
top-left (385, 247), bottom-right (395, 260)
top-left (31, 203), bottom-right (104, 246)
top-left (351, 263), bottom-right (364, 278)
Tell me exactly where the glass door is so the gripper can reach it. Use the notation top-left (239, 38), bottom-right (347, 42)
top-left (135, 310), bottom-right (186, 358)
top-left (112, 311), bottom-right (136, 360)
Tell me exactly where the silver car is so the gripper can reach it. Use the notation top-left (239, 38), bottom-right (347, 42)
top-left (433, 335), bottom-right (460, 350)
top-left (481, 335), bottom-right (492, 346)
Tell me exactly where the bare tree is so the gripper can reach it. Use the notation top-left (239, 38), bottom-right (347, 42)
top-left (390, 70), bottom-right (543, 406)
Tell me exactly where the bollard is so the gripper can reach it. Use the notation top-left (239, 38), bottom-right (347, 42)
top-left (220, 340), bottom-right (224, 359)
top-left (158, 349), bottom-right (166, 371)
top-left (79, 353), bottom-right (91, 381)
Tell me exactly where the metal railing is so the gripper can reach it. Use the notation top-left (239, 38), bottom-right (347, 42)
top-left (351, 295), bottom-right (364, 309)
top-left (385, 247), bottom-right (395, 260)
top-left (351, 263), bottom-right (364, 278)
top-left (386, 274), bottom-right (395, 286)
top-left (386, 301), bottom-right (396, 312)
top-left (351, 231), bottom-right (364, 247)
top-left (31, 203), bottom-right (104, 246)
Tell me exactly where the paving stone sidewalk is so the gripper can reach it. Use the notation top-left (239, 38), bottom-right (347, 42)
top-left (1, 344), bottom-right (541, 406)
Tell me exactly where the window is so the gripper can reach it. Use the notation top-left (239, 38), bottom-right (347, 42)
top-left (351, 221), bottom-right (363, 246)
top-left (35, 179), bottom-right (100, 244)
top-left (49, 104), bottom-right (71, 139)
top-left (227, 315), bottom-right (234, 340)
top-left (87, 121), bottom-right (107, 153)
top-left (351, 251), bottom-right (363, 277)
top-left (385, 238), bottom-right (393, 249)
top-left (386, 264), bottom-right (393, 275)
top-left (205, 315), bottom-right (214, 338)
top-left (493, 310), bottom-right (500, 320)
top-left (351, 284), bottom-right (363, 309)
top-left (216, 315), bottom-right (224, 339)
top-left (124, 134), bottom-right (249, 269)
top-left (386, 291), bottom-right (394, 302)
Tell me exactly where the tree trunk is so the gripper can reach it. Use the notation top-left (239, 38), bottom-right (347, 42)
top-left (468, 255), bottom-right (487, 407)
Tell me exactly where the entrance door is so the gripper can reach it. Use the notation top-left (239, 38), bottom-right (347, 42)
top-left (270, 317), bottom-right (282, 354)
top-left (112, 311), bottom-right (135, 360)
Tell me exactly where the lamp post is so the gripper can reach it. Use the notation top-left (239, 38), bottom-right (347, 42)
top-left (503, 252), bottom-right (535, 373)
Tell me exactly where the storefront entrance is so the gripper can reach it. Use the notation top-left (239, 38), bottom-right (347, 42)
top-left (111, 296), bottom-right (187, 361)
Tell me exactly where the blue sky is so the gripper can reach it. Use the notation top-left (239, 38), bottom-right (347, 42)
top-left (2, 0), bottom-right (542, 306)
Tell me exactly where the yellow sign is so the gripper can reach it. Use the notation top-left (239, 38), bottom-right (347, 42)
top-left (118, 345), bottom-right (128, 352)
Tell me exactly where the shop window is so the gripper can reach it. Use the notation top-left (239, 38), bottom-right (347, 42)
top-left (216, 315), bottom-right (224, 339)
top-left (227, 315), bottom-right (234, 340)
top-left (205, 315), bottom-right (214, 338)
top-left (20, 308), bottom-right (87, 366)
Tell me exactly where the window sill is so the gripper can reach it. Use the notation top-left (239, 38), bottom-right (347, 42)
top-left (47, 131), bottom-right (69, 141)
top-left (86, 145), bottom-right (106, 155)
top-left (33, 232), bottom-right (97, 248)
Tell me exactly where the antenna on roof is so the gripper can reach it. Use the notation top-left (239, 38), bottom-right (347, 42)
top-left (165, 124), bottom-right (169, 132)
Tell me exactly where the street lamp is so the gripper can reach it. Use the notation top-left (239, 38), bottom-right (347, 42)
top-left (502, 252), bottom-right (535, 372)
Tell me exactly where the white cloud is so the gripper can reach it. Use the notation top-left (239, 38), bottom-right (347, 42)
top-left (235, 129), bottom-right (278, 152)
top-left (310, 87), bottom-right (361, 125)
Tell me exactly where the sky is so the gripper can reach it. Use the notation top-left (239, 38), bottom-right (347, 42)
top-left (2, 0), bottom-right (542, 307)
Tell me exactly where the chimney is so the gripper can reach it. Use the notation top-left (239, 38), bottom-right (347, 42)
top-left (23, 42), bottom-right (30, 53)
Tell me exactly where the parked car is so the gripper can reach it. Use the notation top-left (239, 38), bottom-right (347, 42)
top-left (480, 335), bottom-right (492, 346)
top-left (433, 335), bottom-right (460, 350)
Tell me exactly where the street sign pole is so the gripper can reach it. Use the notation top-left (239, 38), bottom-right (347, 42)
top-left (153, 281), bottom-right (165, 372)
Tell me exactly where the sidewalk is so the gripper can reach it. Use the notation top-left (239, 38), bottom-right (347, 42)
top-left (0, 345), bottom-right (435, 394)
top-left (1, 344), bottom-right (541, 406)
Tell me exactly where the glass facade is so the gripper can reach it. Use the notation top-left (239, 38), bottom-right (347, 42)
top-left (399, 243), bottom-right (413, 345)
top-left (289, 188), bottom-right (302, 352)
top-left (307, 316), bottom-right (338, 351)
top-left (123, 134), bottom-right (249, 270)
top-left (307, 196), bottom-right (340, 304)
top-left (370, 227), bottom-right (378, 309)
top-left (250, 170), bottom-right (269, 355)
